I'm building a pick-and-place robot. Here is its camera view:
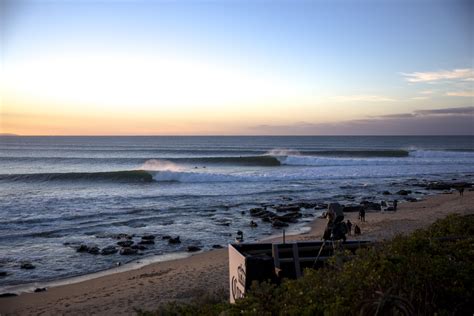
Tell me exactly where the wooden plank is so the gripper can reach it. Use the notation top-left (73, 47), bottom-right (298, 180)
top-left (272, 244), bottom-right (280, 269)
top-left (292, 243), bottom-right (301, 278)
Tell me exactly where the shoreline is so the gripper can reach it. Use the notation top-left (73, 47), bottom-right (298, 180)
top-left (1, 190), bottom-right (473, 315)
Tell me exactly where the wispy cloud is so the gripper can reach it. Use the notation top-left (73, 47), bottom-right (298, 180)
top-left (414, 106), bottom-right (474, 115)
top-left (446, 91), bottom-right (474, 97)
top-left (411, 96), bottom-right (429, 100)
top-left (420, 90), bottom-right (434, 95)
top-left (401, 68), bottom-right (474, 83)
top-left (332, 95), bottom-right (395, 102)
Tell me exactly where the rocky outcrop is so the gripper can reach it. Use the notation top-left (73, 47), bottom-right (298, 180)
top-left (101, 246), bottom-right (118, 255)
top-left (20, 262), bottom-right (35, 269)
top-left (187, 246), bottom-right (201, 252)
top-left (168, 236), bottom-right (181, 244)
top-left (88, 246), bottom-right (100, 255)
top-left (117, 240), bottom-right (134, 247)
top-left (396, 190), bottom-right (412, 196)
top-left (119, 247), bottom-right (138, 255)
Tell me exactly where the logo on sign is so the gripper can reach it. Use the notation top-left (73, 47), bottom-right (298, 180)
top-left (232, 264), bottom-right (246, 301)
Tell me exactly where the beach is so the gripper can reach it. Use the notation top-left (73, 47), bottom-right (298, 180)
top-left (1, 190), bottom-right (472, 316)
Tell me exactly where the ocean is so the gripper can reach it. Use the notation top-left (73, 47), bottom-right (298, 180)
top-left (1, 135), bottom-right (473, 288)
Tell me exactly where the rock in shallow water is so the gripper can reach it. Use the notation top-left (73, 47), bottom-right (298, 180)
top-left (76, 244), bottom-right (89, 253)
top-left (187, 246), bottom-right (201, 252)
top-left (117, 240), bottom-right (134, 247)
top-left (120, 247), bottom-right (138, 255)
top-left (141, 234), bottom-right (155, 241)
top-left (101, 246), bottom-right (118, 255)
top-left (20, 262), bottom-right (35, 269)
top-left (168, 236), bottom-right (181, 244)
top-left (88, 246), bottom-right (100, 255)
top-left (34, 287), bottom-right (47, 293)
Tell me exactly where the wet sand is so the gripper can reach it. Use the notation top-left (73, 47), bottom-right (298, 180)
top-left (1, 191), bottom-right (472, 315)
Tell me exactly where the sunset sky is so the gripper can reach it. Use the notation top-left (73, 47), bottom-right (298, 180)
top-left (1, 0), bottom-right (473, 135)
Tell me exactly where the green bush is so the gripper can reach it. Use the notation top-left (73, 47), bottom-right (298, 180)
top-left (141, 214), bottom-right (474, 316)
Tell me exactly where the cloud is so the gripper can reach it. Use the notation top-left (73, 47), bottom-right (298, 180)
top-left (420, 90), bottom-right (434, 95)
top-left (414, 106), bottom-right (474, 115)
top-left (332, 95), bottom-right (395, 102)
top-left (446, 91), bottom-right (474, 97)
top-left (250, 106), bottom-right (474, 135)
top-left (411, 96), bottom-right (429, 100)
top-left (401, 68), bottom-right (474, 83)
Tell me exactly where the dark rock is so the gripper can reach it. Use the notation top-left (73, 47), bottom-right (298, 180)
top-left (113, 233), bottom-right (133, 240)
top-left (272, 220), bottom-right (289, 228)
top-left (138, 239), bottom-right (155, 245)
top-left (141, 234), bottom-right (155, 240)
top-left (20, 262), bottom-right (35, 269)
top-left (250, 221), bottom-right (258, 227)
top-left (131, 244), bottom-right (147, 250)
top-left (274, 212), bottom-right (301, 223)
top-left (0, 293), bottom-right (17, 297)
top-left (261, 216), bottom-right (271, 223)
top-left (303, 213), bottom-right (314, 217)
top-left (343, 205), bottom-right (363, 212)
top-left (76, 244), bottom-right (89, 253)
top-left (241, 211), bottom-right (245, 215)
top-left (162, 235), bottom-right (171, 240)
top-left (212, 244), bottom-right (223, 249)
top-left (298, 202), bottom-right (317, 209)
top-left (119, 247), bottom-right (138, 255)
top-left (117, 240), bottom-right (134, 247)
top-left (34, 288), bottom-right (47, 293)
top-left (405, 197), bottom-right (418, 202)
top-left (88, 246), bottom-right (100, 255)
top-left (168, 236), bottom-right (181, 244)
top-left (314, 203), bottom-right (328, 210)
top-left (426, 182), bottom-right (451, 190)
top-left (0, 271), bottom-right (7, 277)
top-left (101, 246), bottom-right (118, 255)
top-left (274, 205), bottom-right (300, 212)
top-left (360, 201), bottom-right (382, 211)
top-left (382, 191), bottom-right (391, 195)
top-left (187, 246), bottom-right (201, 252)
top-left (396, 190), bottom-right (411, 196)
top-left (249, 207), bottom-right (265, 215)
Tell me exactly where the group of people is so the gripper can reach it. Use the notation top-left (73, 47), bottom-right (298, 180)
top-left (323, 203), bottom-right (365, 241)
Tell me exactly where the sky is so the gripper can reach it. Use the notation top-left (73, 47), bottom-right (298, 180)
top-left (0, 0), bottom-right (473, 135)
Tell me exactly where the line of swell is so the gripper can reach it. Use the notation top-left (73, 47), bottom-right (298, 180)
top-left (300, 150), bottom-right (410, 157)
top-left (0, 170), bottom-right (153, 183)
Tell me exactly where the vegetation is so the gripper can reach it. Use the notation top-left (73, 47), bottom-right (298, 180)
top-left (139, 214), bottom-right (474, 315)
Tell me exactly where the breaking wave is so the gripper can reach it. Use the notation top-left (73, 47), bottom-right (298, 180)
top-left (0, 170), bottom-right (153, 183)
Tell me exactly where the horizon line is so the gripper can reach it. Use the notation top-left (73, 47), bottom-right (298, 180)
top-left (2, 134), bottom-right (474, 137)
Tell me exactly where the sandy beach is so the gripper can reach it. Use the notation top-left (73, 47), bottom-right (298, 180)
top-left (1, 190), bottom-right (473, 316)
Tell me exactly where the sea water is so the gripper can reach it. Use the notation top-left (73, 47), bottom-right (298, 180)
top-left (0, 136), bottom-right (473, 287)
